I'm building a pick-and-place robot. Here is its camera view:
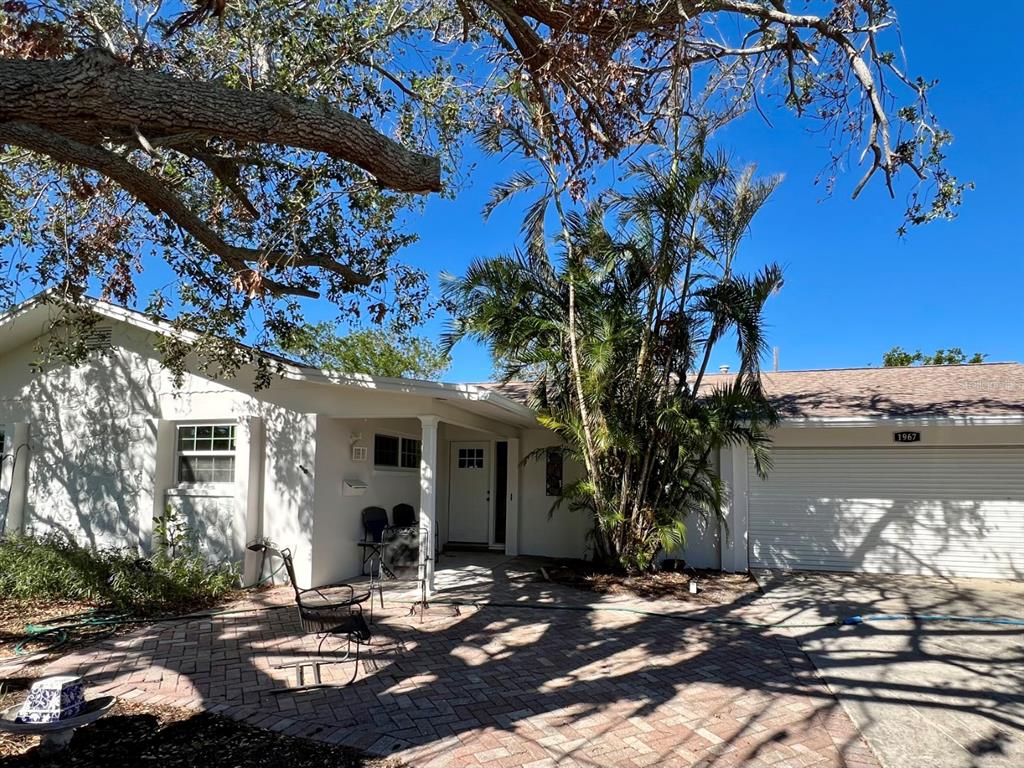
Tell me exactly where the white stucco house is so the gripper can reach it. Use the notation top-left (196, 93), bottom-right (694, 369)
top-left (1, 294), bottom-right (1022, 587)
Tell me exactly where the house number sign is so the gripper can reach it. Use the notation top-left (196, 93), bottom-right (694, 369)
top-left (893, 431), bottom-right (921, 443)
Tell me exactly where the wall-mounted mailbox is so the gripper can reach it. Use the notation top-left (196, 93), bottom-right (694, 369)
top-left (343, 479), bottom-right (368, 496)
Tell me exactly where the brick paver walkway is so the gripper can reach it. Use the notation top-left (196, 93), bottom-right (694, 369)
top-left (13, 557), bottom-right (879, 767)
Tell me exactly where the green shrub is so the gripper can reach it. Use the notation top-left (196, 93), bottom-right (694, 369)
top-left (0, 511), bottom-right (239, 615)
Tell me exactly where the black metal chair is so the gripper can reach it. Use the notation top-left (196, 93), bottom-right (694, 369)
top-left (359, 506), bottom-right (389, 577)
top-left (392, 503), bottom-right (417, 528)
top-left (272, 548), bottom-right (372, 692)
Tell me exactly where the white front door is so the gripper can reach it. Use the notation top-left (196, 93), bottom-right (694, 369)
top-left (448, 441), bottom-right (491, 543)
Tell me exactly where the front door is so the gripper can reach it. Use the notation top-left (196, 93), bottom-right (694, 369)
top-left (448, 442), bottom-right (490, 543)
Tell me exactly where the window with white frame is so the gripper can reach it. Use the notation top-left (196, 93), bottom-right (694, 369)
top-left (374, 433), bottom-right (421, 470)
top-left (177, 424), bottom-right (236, 483)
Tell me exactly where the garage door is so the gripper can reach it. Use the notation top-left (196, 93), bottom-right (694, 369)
top-left (747, 447), bottom-right (1024, 579)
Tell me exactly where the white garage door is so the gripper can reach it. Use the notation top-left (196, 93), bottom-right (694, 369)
top-left (748, 447), bottom-right (1024, 579)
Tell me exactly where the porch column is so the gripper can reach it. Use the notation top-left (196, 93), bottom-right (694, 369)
top-left (418, 415), bottom-right (440, 594)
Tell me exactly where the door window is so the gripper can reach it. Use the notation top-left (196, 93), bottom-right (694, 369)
top-left (457, 447), bottom-right (485, 469)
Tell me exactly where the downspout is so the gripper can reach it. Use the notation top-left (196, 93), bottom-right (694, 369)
top-left (1, 432), bottom-right (31, 536)
top-left (0, 445), bottom-right (27, 534)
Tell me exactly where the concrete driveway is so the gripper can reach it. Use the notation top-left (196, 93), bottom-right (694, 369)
top-left (755, 571), bottom-right (1024, 768)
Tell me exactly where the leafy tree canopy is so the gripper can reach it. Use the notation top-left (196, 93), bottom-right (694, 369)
top-left (0, 0), bottom-right (966, 379)
top-left (882, 346), bottom-right (987, 367)
top-left (275, 322), bottom-right (449, 380)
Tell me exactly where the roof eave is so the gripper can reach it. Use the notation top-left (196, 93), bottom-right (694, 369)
top-left (8, 293), bottom-right (538, 425)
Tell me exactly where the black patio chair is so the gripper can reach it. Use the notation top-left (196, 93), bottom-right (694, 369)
top-left (391, 503), bottom-right (417, 528)
top-left (359, 506), bottom-right (389, 577)
top-left (272, 548), bottom-right (373, 692)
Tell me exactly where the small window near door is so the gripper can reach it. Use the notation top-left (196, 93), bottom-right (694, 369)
top-left (375, 434), bottom-right (421, 469)
top-left (545, 448), bottom-right (563, 496)
top-left (457, 447), bottom-right (484, 469)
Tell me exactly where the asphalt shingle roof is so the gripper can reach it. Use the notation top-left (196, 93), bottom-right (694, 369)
top-left (479, 362), bottom-right (1024, 419)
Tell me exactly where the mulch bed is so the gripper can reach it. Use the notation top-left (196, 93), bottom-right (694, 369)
top-left (0, 695), bottom-right (400, 767)
top-left (542, 561), bottom-right (760, 606)
top-left (0, 591), bottom-right (253, 661)
top-left (0, 600), bottom-right (105, 661)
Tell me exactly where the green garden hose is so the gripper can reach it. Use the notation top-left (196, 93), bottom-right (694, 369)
top-left (14, 609), bottom-right (132, 655)
top-left (425, 597), bottom-right (1024, 630)
top-left (9, 579), bottom-right (292, 657)
top-left (426, 596), bottom-right (842, 629)
top-left (10, 590), bottom-right (1021, 659)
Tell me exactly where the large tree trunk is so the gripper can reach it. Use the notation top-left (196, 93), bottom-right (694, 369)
top-left (0, 48), bottom-right (440, 193)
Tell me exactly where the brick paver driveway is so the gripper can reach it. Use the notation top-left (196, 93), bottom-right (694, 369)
top-left (26, 556), bottom-right (878, 768)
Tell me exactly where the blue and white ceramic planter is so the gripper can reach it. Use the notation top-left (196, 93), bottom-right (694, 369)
top-left (15, 677), bottom-right (86, 724)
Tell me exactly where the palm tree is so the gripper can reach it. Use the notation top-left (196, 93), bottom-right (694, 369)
top-left (443, 143), bottom-right (782, 572)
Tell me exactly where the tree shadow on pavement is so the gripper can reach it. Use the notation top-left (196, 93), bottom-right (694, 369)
top-left (8, 556), bottom-right (1023, 768)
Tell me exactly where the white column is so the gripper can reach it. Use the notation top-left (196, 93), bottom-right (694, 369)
top-left (236, 417), bottom-right (265, 586)
top-left (505, 437), bottom-right (520, 556)
top-left (418, 415), bottom-right (440, 594)
top-left (719, 445), bottom-right (750, 572)
top-left (5, 422), bottom-right (31, 534)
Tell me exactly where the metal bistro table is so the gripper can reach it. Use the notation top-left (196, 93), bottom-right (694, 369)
top-left (358, 538), bottom-right (395, 580)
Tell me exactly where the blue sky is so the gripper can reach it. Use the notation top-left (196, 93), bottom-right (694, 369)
top-left (394, 3), bottom-right (1023, 382)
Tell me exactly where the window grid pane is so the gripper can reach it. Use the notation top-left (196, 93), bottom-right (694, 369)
top-left (178, 455), bottom-right (235, 483)
top-left (178, 424), bottom-right (235, 453)
top-left (400, 438), bottom-right (421, 469)
top-left (176, 424), bottom-right (237, 483)
top-left (457, 447), bottom-right (484, 469)
top-left (374, 434), bottom-right (400, 467)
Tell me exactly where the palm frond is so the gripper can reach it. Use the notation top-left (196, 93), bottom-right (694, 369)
top-left (482, 171), bottom-right (540, 221)
top-left (446, 142), bottom-right (783, 572)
